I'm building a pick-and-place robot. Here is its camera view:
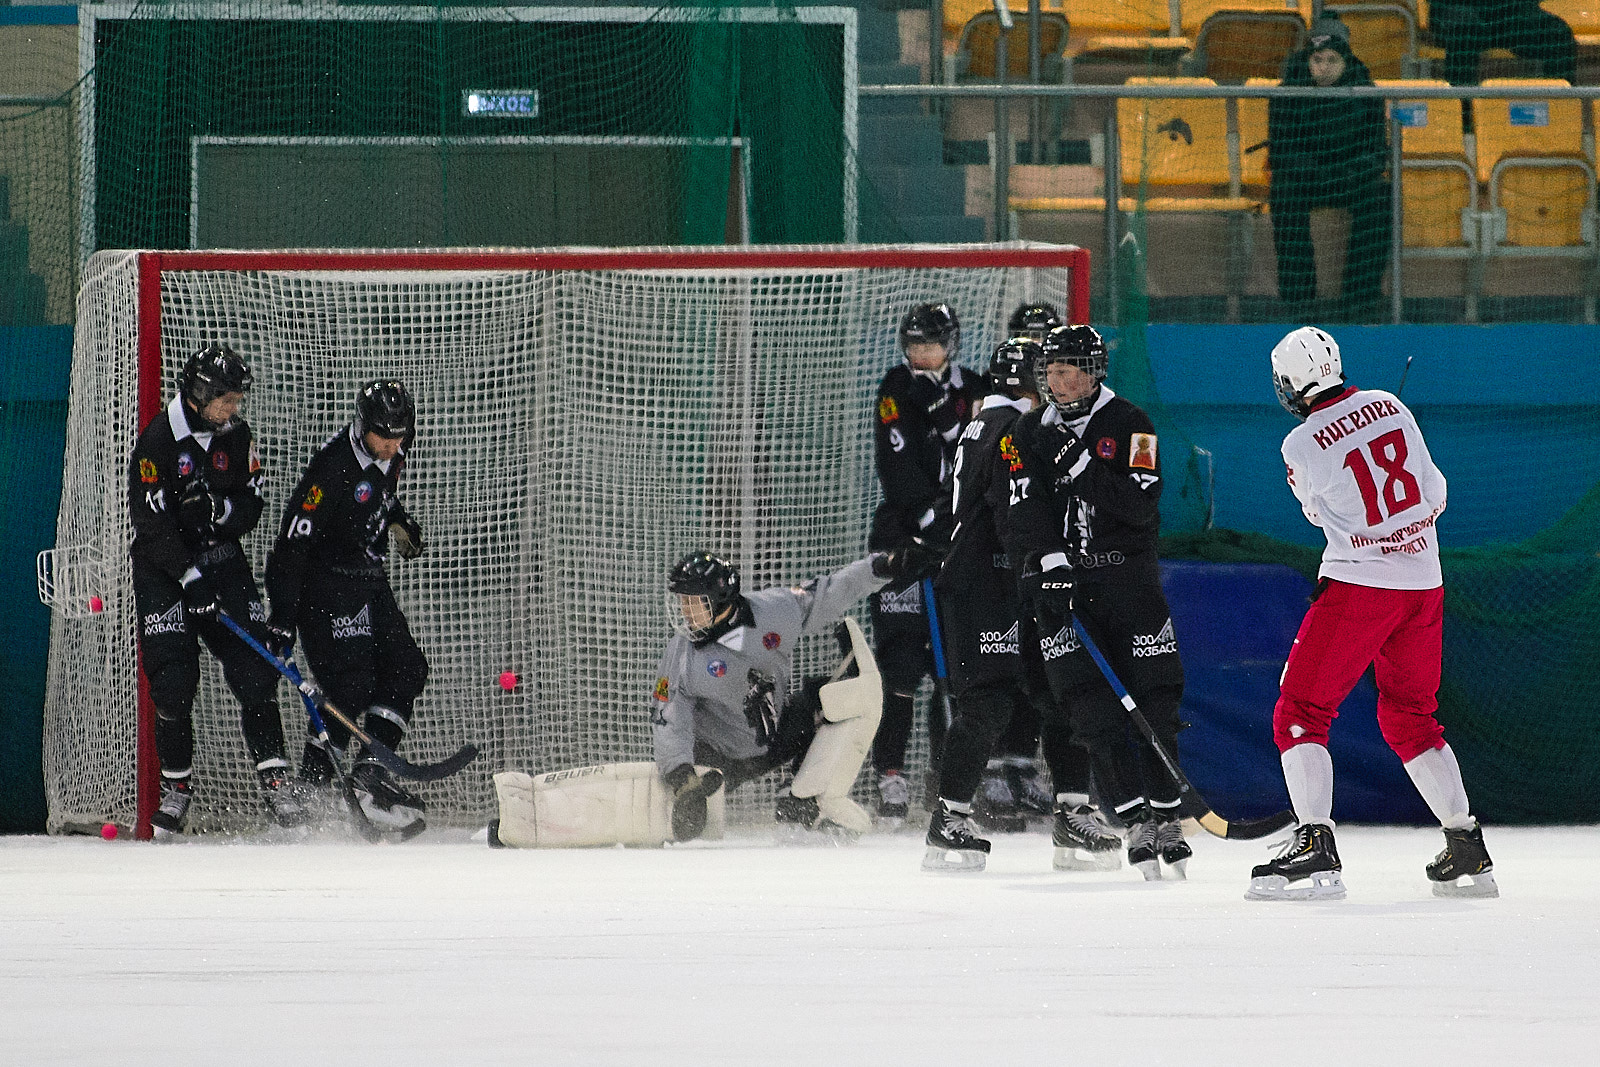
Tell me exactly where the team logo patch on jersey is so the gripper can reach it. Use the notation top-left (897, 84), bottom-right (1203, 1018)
top-left (177, 453), bottom-right (194, 477)
top-left (653, 677), bottom-right (670, 703)
top-left (302, 485), bottom-right (323, 511)
top-left (1000, 434), bottom-right (1023, 473)
top-left (139, 458), bottom-right (159, 484)
top-left (142, 602), bottom-right (186, 637)
top-left (1130, 433), bottom-right (1158, 470)
top-left (707, 659), bottom-right (728, 678)
top-left (330, 604), bottom-right (372, 640)
top-left (249, 443), bottom-right (261, 473)
top-left (212, 451), bottom-right (228, 471)
top-left (1097, 436), bottom-right (1117, 460)
top-left (1132, 618), bottom-right (1178, 658)
top-left (877, 396), bottom-right (900, 424)
top-left (354, 481), bottom-right (373, 503)
top-left (763, 631), bottom-right (781, 650)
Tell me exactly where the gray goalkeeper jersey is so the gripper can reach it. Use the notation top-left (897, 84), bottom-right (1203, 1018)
top-left (650, 558), bottom-right (887, 775)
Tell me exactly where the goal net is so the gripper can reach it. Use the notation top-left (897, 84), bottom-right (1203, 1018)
top-left (42, 243), bottom-right (1088, 838)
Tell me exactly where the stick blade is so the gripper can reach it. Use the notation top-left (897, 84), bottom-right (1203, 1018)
top-left (368, 739), bottom-right (479, 782)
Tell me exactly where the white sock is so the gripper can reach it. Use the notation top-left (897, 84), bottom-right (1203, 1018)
top-left (1404, 744), bottom-right (1474, 830)
top-left (1281, 743), bottom-right (1334, 827)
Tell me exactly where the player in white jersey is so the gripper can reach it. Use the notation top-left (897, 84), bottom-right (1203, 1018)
top-left (1246, 327), bottom-right (1497, 901)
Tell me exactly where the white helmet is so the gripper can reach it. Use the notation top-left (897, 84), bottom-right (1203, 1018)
top-left (1270, 326), bottom-right (1344, 419)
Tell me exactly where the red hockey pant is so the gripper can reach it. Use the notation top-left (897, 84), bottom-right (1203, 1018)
top-left (1273, 580), bottom-right (1446, 762)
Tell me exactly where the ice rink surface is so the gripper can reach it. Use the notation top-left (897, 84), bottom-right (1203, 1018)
top-left (3, 823), bottom-right (1597, 1066)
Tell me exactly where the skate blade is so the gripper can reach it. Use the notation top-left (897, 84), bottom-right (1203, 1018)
top-left (922, 845), bottom-right (987, 872)
top-left (1161, 856), bottom-right (1189, 881)
top-left (1053, 846), bottom-right (1123, 872)
top-left (1245, 871), bottom-right (1346, 901)
top-left (1432, 870), bottom-right (1499, 899)
top-left (1134, 858), bottom-right (1162, 881)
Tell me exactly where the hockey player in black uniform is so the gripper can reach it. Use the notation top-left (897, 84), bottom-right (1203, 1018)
top-left (1008, 301), bottom-right (1062, 343)
top-left (1006, 325), bottom-right (1192, 880)
top-left (128, 343), bottom-right (309, 835)
top-left (923, 338), bottom-right (1121, 872)
top-left (265, 379), bottom-right (431, 838)
top-left (868, 302), bottom-right (987, 820)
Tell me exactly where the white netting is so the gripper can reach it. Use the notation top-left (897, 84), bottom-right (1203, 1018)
top-left (43, 245), bottom-right (1078, 834)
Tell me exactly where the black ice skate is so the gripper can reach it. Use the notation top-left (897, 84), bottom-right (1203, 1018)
top-left (1052, 803), bottom-right (1122, 871)
top-left (876, 772), bottom-right (910, 825)
top-left (1245, 822), bottom-right (1346, 901)
top-left (1426, 822), bottom-right (1499, 899)
top-left (350, 756), bottom-right (427, 839)
top-left (972, 766), bottom-right (1026, 833)
top-left (258, 766), bottom-right (317, 829)
top-left (1125, 813), bottom-right (1162, 880)
top-left (922, 799), bottom-right (991, 872)
top-left (150, 777), bottom-right (192, 838)
top-left (1155, 813), bottom-right (1192, 880)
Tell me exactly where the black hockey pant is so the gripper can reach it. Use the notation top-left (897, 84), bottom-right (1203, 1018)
top-left (295, 569), bottom-right (429, 753)
top-left (133, 549), bottom-right (286, 774)
top-left (1035, 563), bottom-right (1184, 822)
top-left (869, 583), bottom-right (948, 776)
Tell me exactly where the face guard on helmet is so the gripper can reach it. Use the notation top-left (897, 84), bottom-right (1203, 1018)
top-left (1270, 326), bottom-right (1345, 420)
top-left (178, 342), bottom-right (253, 433)
top-left (1036, 324), bottom-right (1108, 418)
top-left (356, 379), bottom-right (416, 443)
top-left (1006, 302), bottom-right (1063, 343)
top-left (899, 302), bottom-right (960, 374)
top-left (988, 337), bottom-right (1043, 399)
top-left (667, 551), bottom-right (743, 645)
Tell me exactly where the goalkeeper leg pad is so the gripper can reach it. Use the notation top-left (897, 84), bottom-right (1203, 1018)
top-left (791, 618), bottom-right (883, 835)
top-left (492, 763), bottom-right (726, 848)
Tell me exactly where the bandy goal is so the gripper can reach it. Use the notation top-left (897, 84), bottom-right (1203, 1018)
top-left (41, 243), bottom-right (1089, 839)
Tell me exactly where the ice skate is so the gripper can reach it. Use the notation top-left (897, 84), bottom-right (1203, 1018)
top-left (876, 771), bottom-right (910, 827)
top-left (774, 790), bottom-right (858, 844)
top-left (1426, 822), bottom-right (1498, 899)
top-left (972, 765), bottom-right (1026, 833)
top-left (1004, 759), bottom-right (1055, 818)
top-left (258, 766), bottom-right (317, 829)
top-left (1126, 814), bottom-right (1162, 880)
top-left (150, 777), bottom-right (192, 838)
top-left (1246, 822), bottom-right (1346, 901)
top-left (922, 799), bottom-right (991, 872)
top-left (1155, 814), bottom-right (1191, 880)
top-left (1052, 803), bottom-right (1122, 871)
top-left (350, 756), bottom-right (427, 839)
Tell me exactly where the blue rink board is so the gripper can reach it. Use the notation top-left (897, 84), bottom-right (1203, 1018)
top-left (1160, 560), bottom-right (1434, 825)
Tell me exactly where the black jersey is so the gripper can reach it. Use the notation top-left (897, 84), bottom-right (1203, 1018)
top-left (938, 394), bottom-right (1033, 589)
top-left (128, 396), bottom-right (266, 582)
top-left (1005, 386), bottom-right (1163, 570)
top-left (265, 424), bottom-right (414, 630)
top-left (871, 361), bottom-right (988, 550)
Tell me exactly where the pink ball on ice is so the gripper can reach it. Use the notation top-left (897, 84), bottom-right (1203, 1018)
top-left (498, 671), bottom-right (519, 691)
top-left (100, 823), bottom-right (118, 841)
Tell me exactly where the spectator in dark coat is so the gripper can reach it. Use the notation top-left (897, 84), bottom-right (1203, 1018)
top-left (1430, 0), bottom-right (1576, 86)
top-left (1267, 19), bottom-right (1393, 319)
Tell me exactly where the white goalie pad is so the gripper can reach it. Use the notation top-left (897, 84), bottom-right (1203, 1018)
top-left (493, 762), bottom-right (725, 848)
top-left (791, 617), bottom-right (882, 834)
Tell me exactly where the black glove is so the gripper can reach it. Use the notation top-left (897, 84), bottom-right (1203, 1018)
top-left (663, 764), bottom-right (725, 843)
top-left (743, 669), bottom-right (779, 748)
top-left (908, 375), bottom-right (962, 438)
top-left (265, 623), bottom-right (295, 659)
top-left (1049, 428), bottom-right (1092, 485)
top-left (389, 516), bottom-right (425, 559)
top-left (1022, 566), bottom-right (1076, 619)
top-left (178, 487), bottom-right (227, 537)
top-left (872, 536), bottom-right (941, 587)
top-left (180, 568), bottom-right (219, 618)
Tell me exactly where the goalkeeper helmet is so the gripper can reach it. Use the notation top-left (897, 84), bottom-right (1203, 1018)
top-left (1006, 302), bottom-right (1062, 342)
top-left (667, 551), bottom-right (743, 645)
top-left (356, 379), bottom-right (416, 441)
top-left (1271, 326), bottom-right (1345, 420)
top-left (987, 338), bottom-right (1042, 399)
top-left (1038, 325), bottom-right (1108, 418)
top-left (178, 342), bottom-right (252, 433)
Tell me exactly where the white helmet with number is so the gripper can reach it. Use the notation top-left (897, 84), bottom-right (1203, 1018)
top-left (1271, 326), bottom-right (1344, 420)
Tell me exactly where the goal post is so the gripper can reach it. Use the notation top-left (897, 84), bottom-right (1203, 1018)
top-left (43, 243), bottom-right (1090, 839)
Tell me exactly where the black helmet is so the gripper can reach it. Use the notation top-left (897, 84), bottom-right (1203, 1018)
top-left (1038, 325), bottom-right (1109, 417)
top-left (667, 551), bottom-right (743, 645)
top-left (356, 379), bottom-right (415, 441)
top-left (178, 342), bottom-right (252, 432)
top-left (1006, 302), bottom-right (1062, 342)
top-left (899, 302), bottom-right (960, 360)
top-left (987, 337), bottom-right (1042, 398)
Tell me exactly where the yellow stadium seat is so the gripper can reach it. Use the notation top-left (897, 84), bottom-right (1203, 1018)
top-left (1061, 0), bottom-right (1192, 64)
top-left (1538, 0), bottom-right (1600, 47)
top-left (1120, 77), bottom-right (1235, 188)
top-left (1325, 4), bottom-right (1419, 79)
top-left (1186, 9), bottom-right (1307, 81)
top-left (1475, 80), bottom-right (1596, 251)
top-left (1376, 80), bottom-right (1475, 250)
top-left (955, 10), bottom-right (1071, 80)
